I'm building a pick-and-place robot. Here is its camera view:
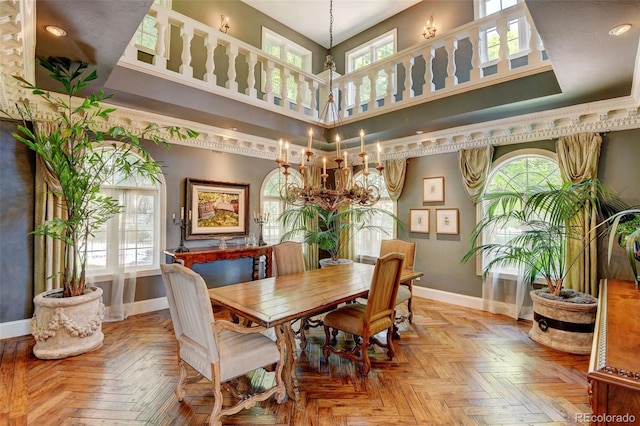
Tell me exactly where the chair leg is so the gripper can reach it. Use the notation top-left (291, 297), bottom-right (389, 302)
top-left (407, 297), bottom-right (413, 323)
top-left (322, 325), bottom-right (332, 361)
top-left (361, 337), bottom-right (371, 376)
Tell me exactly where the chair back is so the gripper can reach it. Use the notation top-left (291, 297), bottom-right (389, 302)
top-left (161, 263), bottom-right (218, 381)
top-left (366, 252), bottom-right (404, 323)
top-left (380, 239), bottom-right (416, 270)
top-left (273, 241), bottom-right (306, 276)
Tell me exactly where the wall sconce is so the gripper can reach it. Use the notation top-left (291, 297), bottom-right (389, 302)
top-left (423, 16), bottom-right (436, 39)
top-left (219, 15), bottom-right (230, 34)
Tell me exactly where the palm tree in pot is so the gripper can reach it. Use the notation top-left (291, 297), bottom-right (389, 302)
top-left (603, 209), bottom-right (640, 285)
top-left (2, 57), bottom-right (197, 358)
top-left (280, 202), bottom-right (399, 267)
top-left (461, 179), bottom-right (623, 354)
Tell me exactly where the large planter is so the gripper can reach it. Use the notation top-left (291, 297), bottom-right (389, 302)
top-left (319, 258), bottom-right (353, 268)
top-left (529, 289), bottom-right (597, 355)
top-left (32, 286), bottom-right (105, 359)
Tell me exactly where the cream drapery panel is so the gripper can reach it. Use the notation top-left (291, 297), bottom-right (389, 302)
top-left (34, 123), bottom-right (65, 295)
top-left (458, 145), bottom-right (494, 203)
top-left (382, 158), bottom-right (406, 202)
top-left (303, 165), bottom-right (321, 270)
top-left (557, 132), bottom-right (602, 297)
top-left (337, 166), bottom-right (355, 261)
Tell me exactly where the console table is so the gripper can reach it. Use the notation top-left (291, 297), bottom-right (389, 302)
top-left (164, 245), bottom-right (273, 280)
top-left (587, 279), bottom-right (640, 424)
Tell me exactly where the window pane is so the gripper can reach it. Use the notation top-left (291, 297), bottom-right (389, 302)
top-left (482, 154), bottom-right (560, 274)
top-left (353, 172), bottom-right (394, 257)
top-left (261, 170), bottom-right (303, 244)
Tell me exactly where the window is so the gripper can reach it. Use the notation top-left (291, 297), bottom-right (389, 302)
top-left (133, 0), bottom-right (171, 53)
top-left (476, 0), bottom-right (529, 63)
top-left (480, 150), bottom-right (561, 275)
top-left (86, 146), bottom-right (165, 278)
top-left (260, 168), bottom-right (303, 245)
top-left (353, 171), bottom-right (395, 259)
top-left (262, 28), bottom-right (312, 106)
top-left (345, 30), bottom-right (396, 107)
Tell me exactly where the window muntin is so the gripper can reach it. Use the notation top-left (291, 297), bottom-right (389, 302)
top-left (133, 0), bottom-right (171, 54)
top-left (476, 0), bottom-right (529, 63)
top-left (260, 168), bottom-right (303, 245)
top-left (353, 171), bottom-right (395, 258)
top-left (262, 28), bottom-right (312, 106)
top-left (480, 150), bottom-right (561, 275)
top-left (345, 30), bottom-right (396, 106)
top-left (86, 146), bottom-right (164, 278)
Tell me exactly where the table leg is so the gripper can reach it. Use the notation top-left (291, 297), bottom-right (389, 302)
top-left (276, 322), bottom-right (300, 401)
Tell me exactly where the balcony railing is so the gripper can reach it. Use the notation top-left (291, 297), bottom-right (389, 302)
top-left (119, 2), bottom-right (550, 128)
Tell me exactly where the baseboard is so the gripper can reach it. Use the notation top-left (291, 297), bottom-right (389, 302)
top-left (413, 286), bottom-right (484, 311)
top-left (2, 291), bottom-right (494, 340)
top-left (0, 297), bottom-right (169, 340)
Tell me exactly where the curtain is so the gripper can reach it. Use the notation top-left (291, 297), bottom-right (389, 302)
top-left (484, 270), bottom-right (533, 320)
top-left (458, 145), bottom-right (494, 203)
top-left (557, 132), bottom-right (602, 297)
top-left (103, 189), bottom-right (138, 321)
top-left (303, 165), bottom-right (321, 270)
top-left (34, 123), bottom-right (65, 295)
top-left (337, 166), bottom-right (355, 261)
top-left (382, 158), bottom-right (406, 202)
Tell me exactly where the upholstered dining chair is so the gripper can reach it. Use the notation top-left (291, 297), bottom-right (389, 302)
top-left (322, 252), bottom-right (404, 375)
top-left (273, 241), bottom-right (323, 350)
top-left (160, 263), bottom-right (286, 426)
top-left (380, 239), bottom-right (417, 324)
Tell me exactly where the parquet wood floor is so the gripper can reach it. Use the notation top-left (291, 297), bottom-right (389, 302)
top-left (1, 296), bottom-right (592, 425)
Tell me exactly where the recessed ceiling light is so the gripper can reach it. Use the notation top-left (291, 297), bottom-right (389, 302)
top-left (609, 24), bottom-right (632, 36)
top-left (45, 25), bottom-right (67, 37)
top-left (416, 130), bottom-right (424, 135)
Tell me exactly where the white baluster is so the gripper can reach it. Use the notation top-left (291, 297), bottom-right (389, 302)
top-left (496, 15), bottom-right (509, 74)
top-left (203, 31), bottom-right (216, 84)
top-left (154, 10), bottom-right (168, 70)
top-left (468, 27), bottom-right (481, 82)
top-left (310, 80), bottom-right (319, 119)
top-left (445, 37), bottom-right (457, 88)
top-left (281, 66), bottom-right (290, 108)
top-left (265, 60), bottom-right (274, 104)
top-left (246, 51), bottom-right (257, 97)
top-left (384, 63), bottom-right (393, 105)
top-left (227, 44), bottom-right (238, 92)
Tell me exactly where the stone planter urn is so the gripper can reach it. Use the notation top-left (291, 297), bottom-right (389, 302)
top-left (31, 286), bottom-right (105, 359)
top-left (319, 258), bottom-right (353, 268)
top-left (529, 289), bottom-right (597, 355)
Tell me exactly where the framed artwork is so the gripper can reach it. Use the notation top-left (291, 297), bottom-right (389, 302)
top-left (436, 208), bottom-right (459, 235)
top-left (185, 178), bottom-right (250, 240)
top-left (423, 176), bottom-right (445, 203)
top-left (409, 209), bottom-right (430, 233)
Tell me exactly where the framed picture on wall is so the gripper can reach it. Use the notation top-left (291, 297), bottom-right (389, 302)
top-left (409, 209), bottom-right (430, 233)
top-left (423, 176), bottom-right (445, 202)
top-left (185, 178), bottom-right (250, 240)
top-left (435, 208), bottom-right (459, 235)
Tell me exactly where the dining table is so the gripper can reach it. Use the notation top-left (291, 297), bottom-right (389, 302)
top-left (208, 262), bottom-right (424, 401)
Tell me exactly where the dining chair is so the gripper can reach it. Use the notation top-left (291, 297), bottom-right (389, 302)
top-left (321, 252), bottom-right (404, 375)
top-left (160, 263), bottom-right (286, 426)
top-left (379, 239), bottom-right (417, 324)
top-left (273, 241), bottom-right (324, 350)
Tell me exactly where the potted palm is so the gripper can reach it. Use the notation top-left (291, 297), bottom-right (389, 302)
top-left (604, 209), bottom-right (640, 285)
top-left (2, 57), bottom-right (197, 359)
top-left (280, 202), bottom-right (399, 267)
top-left (461, 179), bottom-right (623, 354)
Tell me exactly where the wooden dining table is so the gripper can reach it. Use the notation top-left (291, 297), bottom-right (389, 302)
top-left (208, 262), bottom-right (423, 401)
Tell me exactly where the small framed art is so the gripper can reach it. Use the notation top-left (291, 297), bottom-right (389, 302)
top-left (409, 209), bottom-right (430, 233)
top-left (423, 176), bottom-right (445, 203)
top-left (435, 208), bottom-right (459, 235)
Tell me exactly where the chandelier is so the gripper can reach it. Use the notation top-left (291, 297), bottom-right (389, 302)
top-left (275, 0), bottom-right (384, 211)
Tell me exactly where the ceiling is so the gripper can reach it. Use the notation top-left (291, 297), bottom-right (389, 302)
top-left (240, 0), bottom-right (422, 48)
top-left (33, 0), bottom-right (640, 147)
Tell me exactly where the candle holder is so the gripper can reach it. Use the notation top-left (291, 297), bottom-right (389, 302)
top-left (173, 214), bottom-right (189, 253)
top-left (253, 212), bottom-right (270, 246)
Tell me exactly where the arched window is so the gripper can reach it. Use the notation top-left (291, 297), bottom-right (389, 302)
top-left (353, 170), bottom-right (395, 259)
top-left (86, 145), bottom-right (165, 278)
top-left (480, 149), bottom-right (561, 274)
top-left (260, 168), bottom-right (303, 245)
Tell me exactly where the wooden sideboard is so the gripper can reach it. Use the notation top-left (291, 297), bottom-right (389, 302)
top-left (587, 279), bottom-right (640, 424)
top-left (164, 245), bottom-right (273, 280)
